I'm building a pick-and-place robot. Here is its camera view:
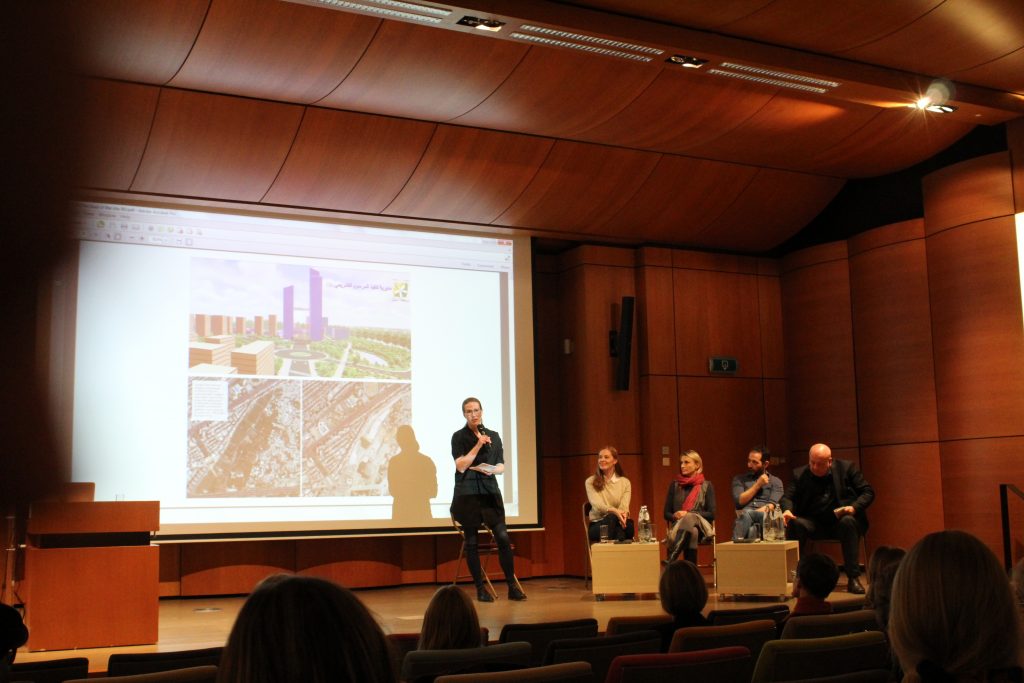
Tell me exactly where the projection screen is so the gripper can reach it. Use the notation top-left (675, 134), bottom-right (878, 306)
top-left (69, 201), bottom-right (538, 539)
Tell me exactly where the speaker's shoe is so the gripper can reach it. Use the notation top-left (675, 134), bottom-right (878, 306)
top-left (476, 586), bottom-right (495, 602)
top-left (508, 585), bottom-right (527, 601)
top-left (847, 577), bottom-right (866, 594)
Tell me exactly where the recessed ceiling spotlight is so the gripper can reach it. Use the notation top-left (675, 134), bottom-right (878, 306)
top-left (457, 15), bottom-right (505, 32)
top-left (666, 55), bottom-right (708, 69)
top-left (911, 98), bottom-right (957, 113)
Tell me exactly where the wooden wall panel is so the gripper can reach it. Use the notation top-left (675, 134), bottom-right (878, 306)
top-left (180, 541), bottom-right (294, 596)
top-left (264, 109), bottom-right (434, 212)
top-left (758, 275), bottom-right (785, 378)
top-left (556, 254), bottom-right (640, 455)
top-left (686, 94), bottom-right (878, 172)
top-left (676, 377), bottom-right (767, 531)
top-left (849, 225), bottom-right (938, 446)
top-left (132, 90), bottom-right (304, 201)
top-left (839, 0), bottom-right (1024, 80)
top-left (527, 458), bottom-right (567, 578)
top-left (158, 544), bottom-right (181, 597)
top-left (636, 260), bottom-right (676, 376)
top-left (580, 71), bottom-right (776, 153)
top-left (532, 267), bottom-right (564, 460)
top-left (452, 48), bottom-right (658, 138)
top-left (495, 142), bottom-right (659, 232)
top-left (763, 379), bottom-right (790, 469)
top-left (718, 0), bottom-right (941, 53)
top-left (673, 269), bottom-right (763, 378)
top-left (638, 375), bottom-right (680, 512)
top-left (387, 126), bottom-right (552, 223)
top-left (923, 152), bottom-right (1015, 234)
top-left (781, 244), bottom-right (859, 450)
top-left (296, 538), bottom-right (403, 588)
top-left (168, 0), bottom-right (379, 102)
top-left (321, 21), bottom-right (527, 120)
top-left (952, 48), bottom-right (1024, 95)
top-left (696, 170), bottom-right (844, 252)
top-left (926, 216), bottom-right (1024, 440)
top-left (80, 80), bottom-right (158, 190)
top-left (399, 536), bottom-right (440, 585)
top-left (1010, 118), bottom-right (1024, 213)
top-left (939, 437), bottom-right (1024, 553)
top-left (597, 156), bottom-right (758, 243)
top-left (859, 443), bottom-right (943, 551)
top-left (804, 110), bottom-right (972, 179)
top-left (70, 0), bottom-right (208, 84)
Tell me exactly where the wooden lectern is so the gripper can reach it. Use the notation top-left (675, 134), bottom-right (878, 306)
top-left (22, 500), bottom-right (160, 650)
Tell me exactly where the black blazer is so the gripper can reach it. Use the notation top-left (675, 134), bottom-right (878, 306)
top-left (780, 458), bottom-right (874, 532)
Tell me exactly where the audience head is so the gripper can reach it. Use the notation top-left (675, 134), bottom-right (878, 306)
top-left (659, 560), bottom-right (708, 619)
top-left (0, 603), bottom-right (28, 664)
top-left (217, 574), bottom-right (395, 683)
top-left (888, 530), bottom-right (1023, 682)
top-left (794, 553), bottom-right (840, 600)
top-left (865, 545), bottom-right (906, 608)
top-left (418, 585), bottom-right (481, 650)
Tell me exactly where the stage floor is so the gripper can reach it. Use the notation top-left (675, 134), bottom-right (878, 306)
top-left (14, 577), bottom-right (864, 674)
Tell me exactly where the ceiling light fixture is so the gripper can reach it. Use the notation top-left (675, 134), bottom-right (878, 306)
top-left (719, 62), bottom-right (840, 89)
top-left (912, 79), bottom-right (957, 113)
top-left (666, 55), bottom-right (708, 69)
top-left (304, 0), bottom-right (450, 23)
top-left (517, 25), bottom-right (663, 55)
top-left (911, 97), bottom-right (958, 113)
top-left (509, 32), bottom-right (654, 62)
top-left (708, 68), bottom-right (830, 94)
top-left (457, 16), bottom-right (505, 32)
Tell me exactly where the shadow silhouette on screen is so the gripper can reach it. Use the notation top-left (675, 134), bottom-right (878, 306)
top-left (388, 424), bottom-right (438, 524)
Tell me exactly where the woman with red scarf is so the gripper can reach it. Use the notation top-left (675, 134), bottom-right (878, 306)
top-left (663, 450), bottom-right (716, 564)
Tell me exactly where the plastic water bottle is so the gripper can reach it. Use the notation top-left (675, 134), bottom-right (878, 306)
top-left (638, 505), bottom-right (652, 543)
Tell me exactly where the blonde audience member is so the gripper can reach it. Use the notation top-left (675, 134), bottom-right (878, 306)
top-left (418, 585), bottom-right (482, 650)
top-left (889, 530), bottom-right (1023, 683)
top-left (218, 574), bottom-right (395, 683)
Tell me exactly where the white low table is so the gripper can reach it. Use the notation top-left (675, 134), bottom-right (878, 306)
top-left (716, 540), bottom-right (799, 598)
top-left (590, 541), bottom-right (661, 598)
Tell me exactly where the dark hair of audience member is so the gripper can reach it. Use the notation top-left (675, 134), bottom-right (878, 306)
top-left (888, 530), bottom-right (1023, 683)
top-left (418, 585), bottom-right (481, 650)
top-left (0, 603), bottom-right (28, 665)
top-left (796, 553), bottom-right (840, 600)
top-left (865, 545), bottom-right (906, 609)
top-left (659, 560), bottom-right (708, 619)
top-left (217, 574), bottom-right (395, 683)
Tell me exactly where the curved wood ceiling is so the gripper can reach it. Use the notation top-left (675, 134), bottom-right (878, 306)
top-left (67, 0), bottom-right (1024, 252)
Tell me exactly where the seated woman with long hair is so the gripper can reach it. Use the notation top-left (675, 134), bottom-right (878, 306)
top-left (888, 530), bottom-right (1023, 683)
top-left (585, 446), bottom-right (634, 542)
top-left (217, 574), bottom-right (395, 683)
top-left (418, 585), bottom-right (483, 650)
